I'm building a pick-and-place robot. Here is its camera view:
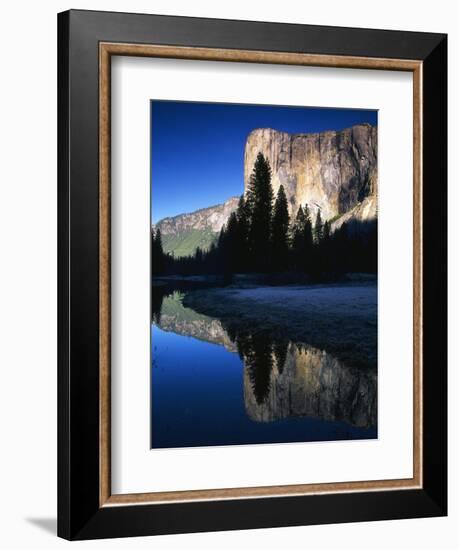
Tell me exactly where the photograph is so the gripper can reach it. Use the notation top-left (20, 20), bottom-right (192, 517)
top-left (150, 100), bottom-right (378, 449)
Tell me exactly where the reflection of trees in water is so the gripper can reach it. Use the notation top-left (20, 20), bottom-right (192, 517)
top-left (237, 334), bottom-right (274, 405)
top-left (229, 332), bottom-right (289, 405)
top-left (152, 287), bottom-right (166, 324)
top-left (152, 280), bottom-right (225, 325)
top-left (273, 341), bottom-right (288, 375)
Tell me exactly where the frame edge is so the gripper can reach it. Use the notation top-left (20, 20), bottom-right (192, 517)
top-left (57, 9), bottom-right (71, 541)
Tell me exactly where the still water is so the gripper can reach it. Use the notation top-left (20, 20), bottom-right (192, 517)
top-left (151, 290), bottom-right (377, 449)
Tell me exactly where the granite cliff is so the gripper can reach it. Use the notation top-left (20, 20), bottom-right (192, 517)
top-left (244, 124), bottom-right (377, 223)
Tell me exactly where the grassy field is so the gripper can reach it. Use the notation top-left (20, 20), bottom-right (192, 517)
top-left (161, 227), bottom-right (216, 258)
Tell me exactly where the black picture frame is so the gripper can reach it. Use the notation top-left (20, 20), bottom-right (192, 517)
top-left (58, 9), bottom-right (447, 540)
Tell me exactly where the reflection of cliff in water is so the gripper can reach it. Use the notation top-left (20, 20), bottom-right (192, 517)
top-left (242, 342), bottom-right (377, 428)
top-left (153, 288), bottom-right (377, 430)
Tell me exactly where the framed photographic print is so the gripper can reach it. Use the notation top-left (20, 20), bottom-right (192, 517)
top-left (58, 10), bottom-right (447, 540)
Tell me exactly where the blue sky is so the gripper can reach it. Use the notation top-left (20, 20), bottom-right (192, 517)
top-left (151, 101), bottom-right (377, 223)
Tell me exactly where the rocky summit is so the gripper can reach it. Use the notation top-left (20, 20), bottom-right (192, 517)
top-left (244, 123), bottom-right (377, 224)
top-left (154, 123), bottom-right (377, 257)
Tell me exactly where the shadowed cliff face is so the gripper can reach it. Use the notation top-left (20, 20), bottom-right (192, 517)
top-left (242, 342), bottom-right (377, 428)
top-left (244, 124), bottom-right (377, 221)
top-left (154, 290), bottom-right (377, 431)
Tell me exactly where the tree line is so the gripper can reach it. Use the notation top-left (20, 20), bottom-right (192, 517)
top-left (152, 152), bottom-right (377, 280)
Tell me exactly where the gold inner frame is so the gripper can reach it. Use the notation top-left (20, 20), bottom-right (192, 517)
top-left (99, 42), bottom-right (423, 507)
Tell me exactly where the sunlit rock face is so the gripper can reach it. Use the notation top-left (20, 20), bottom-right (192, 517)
top-left (244, 124), bottom-right (378, 223)
top-left (243, 343), bottom-right (377, 428)
top-left (331, 193), bottom-right (377, 232)
top-left (159, 314), bottom-right (237, 353)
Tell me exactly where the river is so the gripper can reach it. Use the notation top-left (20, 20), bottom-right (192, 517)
top-left (151, 287), bottom-right (377, 449)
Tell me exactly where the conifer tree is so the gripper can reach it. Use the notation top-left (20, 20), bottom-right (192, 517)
top-left (151, 230), bottom-right (156, 276)
top-left (246, 153), bottom-right (273, 272)
top-left (155, 228), bottom-right (163, 253)
top-left (271, 185), bottom-right (290, 271)
top-left (225, 211), bottom-right (239, 272)
top-left (194, 246), bottom-right (203, 267)
top-left (314, 208), bottom-right (323, 244)
top-left (323, 220), bottom-right (331, 241)
top-left (218, 212), bottom-right (239, 274)
top-left (303, 203), bottom-right (313, 253)
top-left (321, 220), bottom-right (332, 275)
top-left (291, 203), bottom-right (313, 273)
top-left (291, 205), bottom-right (305, 270)
top-left (152, 228), bottom-right (165, 275)
top-left (235, 194), bottom-right (250, 271)
top-left (335, 222), bottom-right (349, 274)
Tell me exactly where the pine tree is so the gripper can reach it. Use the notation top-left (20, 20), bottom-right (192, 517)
top-left (155, 228), bottom-right (163, 253)
top-left (194, 246), bottom-right (203, 269)
top-left (218, 212), bottom-right (239, 274)
top-left (303, 204), bottom-right (313, 253)
top-left (291, 205), bottom-right (305, 270)
top-left (235, 194), bottom-right (249, 271)
top-left (151, 230), bottom-right (156, 276)
top-left (246, 153), bottom-right (274, 272)
top-left (321, 220), bottom-right (332, 275)
top-left (217, 225), bottom-right (227, 274)
top-left (152, 228), bottom-right (165, 275)
top-left (291, 203), bottom-right (314, 273)
top-left (323, 220), bottom-right (331, 242)
top-left (314, 208), bottom-right (323, 244)
top-left (333, 222), bottom-right (349, 275)
top-left (271, 185), bottom-right (290, 271)
top-left (291, 205), bottom-right (305, 247)
top-left (225, 211), bottom-right (239, 273)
